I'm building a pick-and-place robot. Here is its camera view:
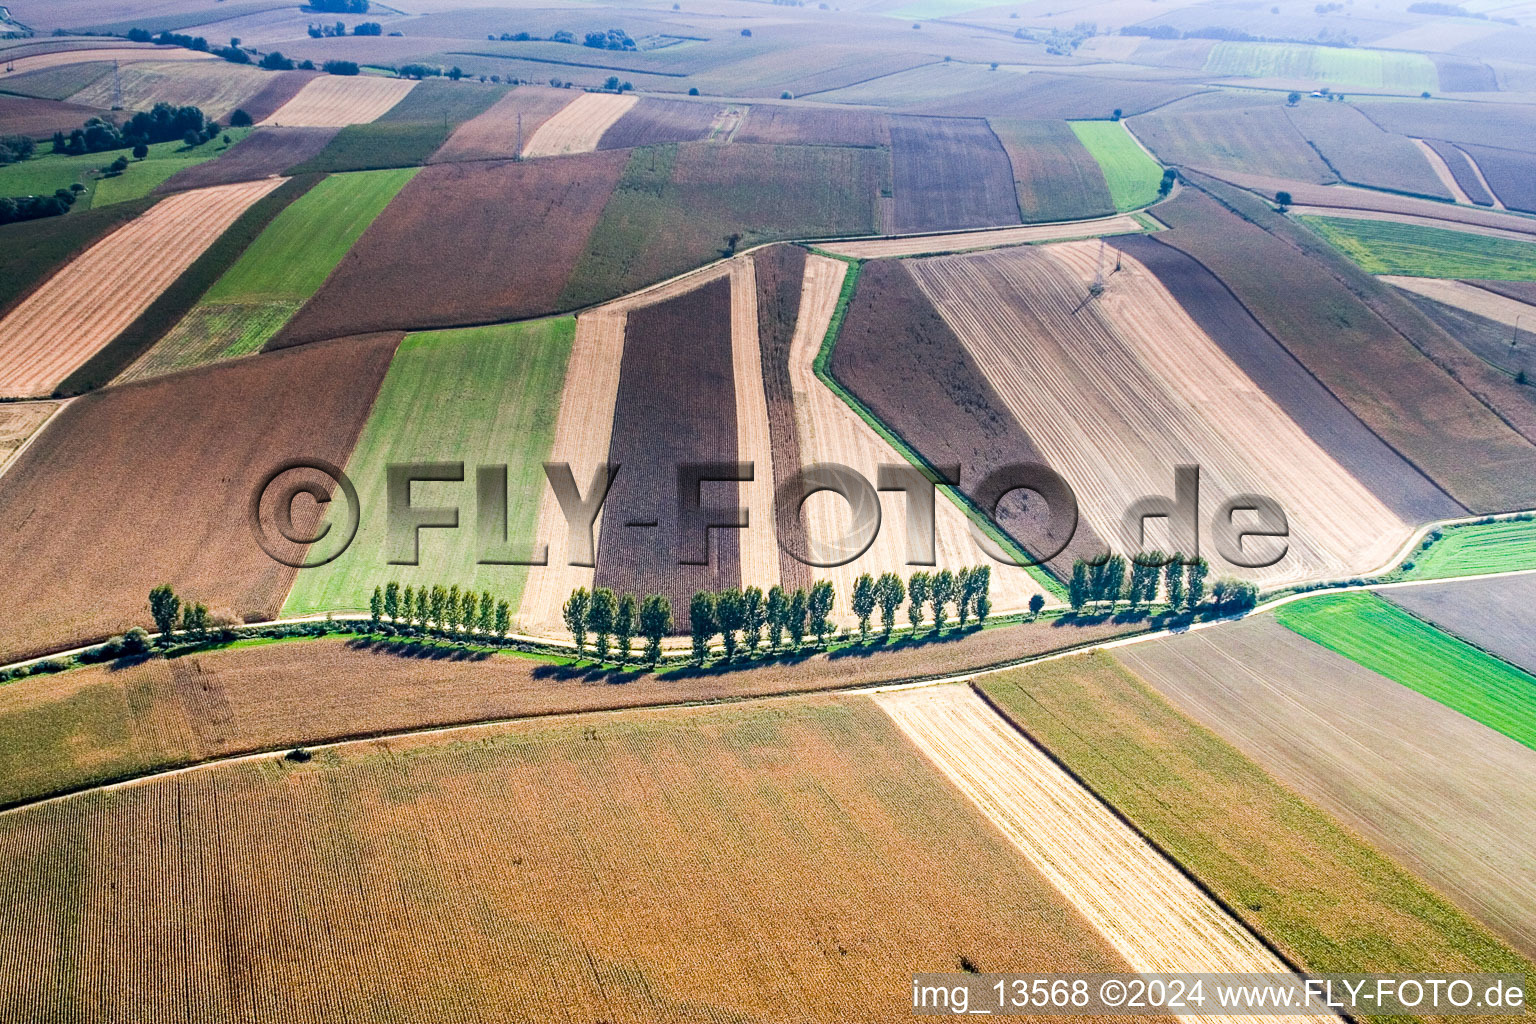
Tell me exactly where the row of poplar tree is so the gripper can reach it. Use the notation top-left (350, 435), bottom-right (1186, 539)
top-left (369, 582), bottom-right (514, 639)
top-left (1065, 554), bottom-right (1258, 615)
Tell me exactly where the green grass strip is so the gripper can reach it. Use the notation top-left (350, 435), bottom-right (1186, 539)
top-left (1396, 516), bottom-right (1536, 581)
top-left (1277, 591), bottom-right (1536, 750)
top-left (0, 131), bottom-right (250, 209)
top-left (810, 253), bottom-right (1067, 599)
top-left (1301, 215), bottom-right (1536, 281)
top-left (1069, 120), bottom-right (1164, 212)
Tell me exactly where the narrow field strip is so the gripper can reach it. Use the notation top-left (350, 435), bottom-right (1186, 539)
top-left (259, 74), bottom-right (416, 127)
top-left (0, 177), bottom-right (285, 398)
top-left (1384, 276), bottom-right (1536, 332)
top-left (1300, 214), bottom-right (1536, 279)
top-left (730, 258), bottom-right (781, 595)
top-left (0, 46), bottom-right (211, 77)
top-left (817, 212), bottom-right (1145, 259)
top-left (521, 92), bottom-right (638, 158)
top-left (874, 686), bottom-right (1325, 1024)
top-left (1413, 139), bottom-right (1473, 205)
top-left (1277, 591), bottom-right (1536, 750)
top-left (1399, 517), bottom-right (1536, 580)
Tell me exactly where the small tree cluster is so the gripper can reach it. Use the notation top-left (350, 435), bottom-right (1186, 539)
top-left (563, 587), bottom-right (672, 667)
top-left (904, 567), bottom-right (992, 633)
top-left (147, 584), bottom-right (210, 642)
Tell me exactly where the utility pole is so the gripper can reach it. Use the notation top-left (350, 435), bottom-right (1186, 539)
top-left (112, 59), bottom-right (123, 110)
top-left (515, 112), bottom-right (523, 160)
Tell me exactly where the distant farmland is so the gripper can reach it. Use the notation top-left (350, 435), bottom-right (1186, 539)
top-left (0, 699), bottom-right (1142, 1020)
top-left (1277, 591), bottom-right (1536, 751)
top-left (1285, 102), bottom-right (1452, 200)
top-left (1070, 120), bottom-right (1163, 210)
top-left (1203, 41), bottom-right (1438, 93)
top-left (283, 318), bottom-right (574, 618)
top-left (888, 115), bottom-right (1020, 232)
top-left (988, 118), bottom-right (1116, 223)
top-left (1302, 216), bottom-right (1536, 279)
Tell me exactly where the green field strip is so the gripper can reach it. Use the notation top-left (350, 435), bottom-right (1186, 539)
top-left (0, 130), bottom-right (249, 209)
top-left (1069, 120), bottom-right (1163, 212)
top-left (1300, 215), bottom-right (1536, 280)
top-left (281, 316), bottom-right (576, 618)
top-left (1203, 42), bottom-right (1438, 94)
top-left (117, 167), bottom-right (418, 384)
top-left (1398, 517), bottom-right (1536, 580)
top-left (1277, 591), bottom-right (1536, 751)
top-left (812, 255), bottom-right (1068, 599)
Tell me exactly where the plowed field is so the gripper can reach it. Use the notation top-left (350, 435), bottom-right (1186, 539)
top-left (259, 74), bottom-right (415, 127)
top-left (429, 85), bottom-right (572, 163)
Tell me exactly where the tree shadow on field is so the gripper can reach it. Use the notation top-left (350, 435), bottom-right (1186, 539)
top-left (346, 636), bottom-right (492, 662)
top-left (530, 662), bottom-right (646, 685)
top-left (659, 646), bottom-right (820, 680)
top-left (827, 624), bottom-right (978, 661)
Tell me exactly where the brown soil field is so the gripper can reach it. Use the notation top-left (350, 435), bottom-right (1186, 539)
top-left (155, 126), bottom-right (339, 191)
top-left (0, 45), bottom-right (212, 77)
top-left (819, 214), bottom-right (1145, 259)
top-left (752, 243), bottom-right (814, 594)
top-left (0, 400), bottom-right (60, 471)
top-left (0, 93), bottom-right (106, 138)
top-left (1387, 276), bottom-right (1536, 334)
top-left (271, 152), bottom-right (627, 345)
top-left (594, 276), bottom-right (740, 628)
top-left (989, 118), bottom-right (1117, 223)
top-left (521, 91), bottom-right (635, 158)
top-left (833, 256), bottom-right (1101, 579)
top-left (428, 85), bottom-right (571, 163)
top-left (888, 115), bottom-right (1020, 233)
top-left (0, 177), bottom-right (285, 399)
top-left (259, 74), bottom-right (416, 127)
top-left (69, 60), bottom-right (275, 121)
top-left (892, 71), bottom-right (1204, 121)
top-left (729, 258), bottom-right (781, 597)
top-left (1396, 287), bottom-right (1536, 381)
top-left (596, 96), bottom-right (724, 149)
top-left (733, 104), bottom-right (890, 147)
top-left (1285, 103), bottom-right (1452, 201)
top-left (1110, 234), bottom-right (1462, 526)
top-left (236, 69), bottom-right (318, 124)
top-left (1118, 616), bottom-right (1536, 956)
top-left (1356, 100), bottom-right (1536, 155)
top-left (906, 242), bottom-right (1415, 586)
top-left (805, 256), bottom-right (1050, 619)
top-left (1434, 55), bottom-right (1499, 92)
top-left (0, 697), bottom-right (1147, 1021)
top-left (1455, 144), bottom-right (1536, 214)
top-left (1471, 279), bottom-right (1536, 305)
top-left (0, 615), bottom-right (1138, 809)
top-left (0, 334), bottom-right (395, 664)
top-left (876, 686), bottom-right (1326, 1000)
top-left (1413, 137), bottom-right (1473, 204)
top-left (1152, 183), bottom-right (1536, 512)
top-left (1130, 104), bottom-right (1333, 184)
top-left (1386, 575), bottom-right (1536, 676)
top-left (1423, 138), bottom-right (1494, 206)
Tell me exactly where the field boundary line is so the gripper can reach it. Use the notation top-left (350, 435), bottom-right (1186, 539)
top-left (0, 397), bottom-right (71, 484)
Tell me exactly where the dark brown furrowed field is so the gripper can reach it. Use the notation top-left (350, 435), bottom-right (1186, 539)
top-left (236, 68), bottom-right (319, 123)
top-left (1423, 139), bottom-right (1494, 205)
top-left (1455, 144), bottom-right (1536, 214)
top-left (832, 258), bottom-right (1099, 575)
top-left (597, 96), bottom-right (721, 149)
top-left (594, 277), bottom-right (739, 628)
top-left (1128, 104), bottom-right (1333, 184)
top-left (270, 152), bottom-right (626, 346)
top-left (1285, 103), bottom-right (1452, 201)
top-left (428, 84), bottom-right (573, 163)
top-left (1110, 234), bottom-right (1462, 525)
top-left (1153, 183), bottom-right (1536, 512)
top-left (733, 104), bottom-right (890, 148)
top-left (0, 335), bottom-right (395, 663)
top-left (154, 126), bottom-right (339, 191)
top-left (0, 93), bottom-right (106, 137)
top-left (752, 243), bottom-right (814, 595)
top-left (1470, 280), bottom-right (1536, 305)
top-left (888, 115), bottom-right (1019, 233)
top-left (0, 614), bottom-right (1140, 810)
top-left (989, 118), bottom-right (1115, 223)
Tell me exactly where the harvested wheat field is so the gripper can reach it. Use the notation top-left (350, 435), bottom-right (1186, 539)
top-left (792, 255), bottom-right (1049, 623)
top-left (818, 213), bottom-right (1145, 259)
top-left (730, 258), bottom-right (781, 598)
top-left (1385, 276), bottom-right (1536, 332)
top-left (906, 242), bottom-right (1416, 586)
top-left (0, 400), bottom-right (60, 472)
top-left (0, 45), bottom-right (210, 78)
top-left (259, 74), bottom-right (416, 127)
top-left (0, 178), bottom-right (284, 399)
top-left (429, 85), bottom-right (573, 163)
top-left (521, 91), bottom-right (637, 158)
top-left (876, 686), bottom-right (1324, 1023)
top-left (0, 697), bottom-right (1149, 1022)
top-left (0, 335), bottom-right (395, 663)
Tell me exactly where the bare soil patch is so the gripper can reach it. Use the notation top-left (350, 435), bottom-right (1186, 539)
top-left (1386, 574), bottom-right (1536, 677)
top-left (1456, 144), bottom-right (1536, 214)
top-left (734, 104), bottom-right (890, 147)
top-left (1423, 138), bottom-right (1493, 206)
top-left (596, 96), bottom-right (723, 149)
top-left (889, 115), bottom-right (1020, 233)
top-left (0, 93), bottom-right (106, 138)
top-left (155, 126), bottom-right (338, 191)
top-left (428, 84), bottom-right (571, 163)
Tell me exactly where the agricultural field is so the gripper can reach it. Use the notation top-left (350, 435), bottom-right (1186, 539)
top-left (1069, 120), bottom-right (1163, 211)
top-left (283, 121), bottom-right (454, 174)
top-left (1127, 104), bottom-right (1332, 184)
top-left (1387, 573), bottom-right (1536, 675)
top-left (0, 177), bottom-right (284, 398)
top-left (1276, 591), bottom-right (1536, 751)
top-left (887, 115), bottom-right (1019, 232)
top-left (987, 118), bottom-right (1116, 223)
top-left (521, 91), bottom-right (635, 157)
top-left (982, 652), bottom-right (1536, 983)
top-left (0, 334), bottom-right (394, 663)
top-left (1356, 100), bottom-right (1536, 156)
top-left (1302, 216), bottom-right (1536, 279)
top-left (68, 59), bottom-right (274, 120)
top-left (0, 197), bottom-right (155, 317)
top-left (272, 152), bottom-right (628, 343)
top-left (1117, 618), bottom-right (1536, 957)
top-left (596, 96), bottom-right (728, 149)
top-left (0, 93), bottom-right (105, 138)
top-left (1388, 278), bottom-right (1536, 380)
top-left (1398, 517), bottom-right (1536, 580)
top-left (558, 142), bottom-right (884, 308)
top-left (1422, 138), bottom-right (1494, 206)
top-left (0, 130), bottom-right (245, 209)
top-left (119, 167), bottom-right (416, 383)
top-left (1284, 102), bottom-right (1452, 200)
top-left (733, 104), bottom-right (890, 148)
top-left (155, 126), bottom-right (339, 190)
top-left (1203, 42), bottom-right (1439, 93)
top-left (283, 318), bottom-right (573, 618)
top-left (1455, 144), bottom-right (1536, 214)
top-left (259, 74), bottom-right (416, 127)
top-left (0, 401), bottom-right (59, 470)
top-left (428, 85), bottom-right (574, 163)
top-left (0, 698), bottom-right (1151, 1020)
top-left (817, 214), bottom-right (1146, 258)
